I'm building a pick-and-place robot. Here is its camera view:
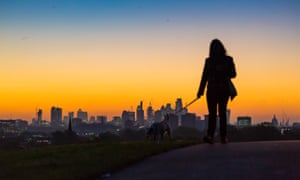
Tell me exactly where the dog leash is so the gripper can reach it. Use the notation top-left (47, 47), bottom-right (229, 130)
top-left (175, 97), bottom-right (200, 114)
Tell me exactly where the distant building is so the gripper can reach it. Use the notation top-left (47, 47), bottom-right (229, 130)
top-left (51, 107), bottom-right (62, 128)
top-left (226, 109), bottom-right (231, 125)
top-left (136, 101), bottom-right (145, 125)
top-left (154, 110), bottom-right (163, 122)
top-left (165, 103), bottom-right (172, 113)
top-left (61, 112), bottom-right (74, 128)
top-left (160, 105), bottom-right (167, 117)
top-left (237, 116), bottom-right (252, 128)
top-left (77, 109), bottom-right (88, 122)
top-left (68, 112), bottom-right (74, 119)
top-left (260, 122), bottom-right (273, 127)
top-left (0, 119), bottom-right (28, 136)
top-left (72, 118), bottom-right (83, 127)
top-left (272, 115), bottom-right (279, 127)
top-left (181, 113), bottom-right (196, 128)
top-left (147, 103), bottom-right (154, 122)
top-left (89, 116), bottom-right (96, 123)
top-left (168, 113), bottom-right (179, 130)
top-left (292, 123), bottom-right (300, 129)
top-left (96, 116), bottom-right (107, 124)
top-left (122, 111), bottom-right (135, 122)
top-left (63, 116), bottom-right (69, 127)
top-left (175, 98), bottom-right (183, 112)
top-left (112, 116), bottom-right (123, 128)
top-left (122, 111), bottom-right (135, 128)
top-left (37, 109), bottom-right (42, 125)
top-left (128, 111), bottom-right (135, 121)
top-left (195, 116), bottom-right (205, 131)
top-left (124, 119), bottom-right (135, 129)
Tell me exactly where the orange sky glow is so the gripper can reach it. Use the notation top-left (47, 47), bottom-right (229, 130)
top-left (0, 1), bottom-right (300, 124)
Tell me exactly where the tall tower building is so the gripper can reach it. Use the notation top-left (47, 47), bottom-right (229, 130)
top-left (122, 111), bottom-right (135, 121)
top-left (175, 98), bottom-right (183, 112)
top-left (37, 109), bottom-right (42, 125)
top-left (147, 103), bottom-right (154, 122)
top-left (122, 111), bottom-right (129, 121)
top-left (136, 101), bottom-right (145, 125)
top-left (77, 108), bottom-right (88, 122)
top-left (51, 106), bottom-right (62, 127)
top-left (154, 109), bottom-right (164, 122)
top-left (272, 115), bottom-right (278, 127)
top-left (165, 103), bottom-right (172, 113)
top-left (68, 112), bottom-right (74, 119)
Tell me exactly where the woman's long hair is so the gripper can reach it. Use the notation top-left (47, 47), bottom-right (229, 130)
top-left (209, 39), bottom-right (227, 57)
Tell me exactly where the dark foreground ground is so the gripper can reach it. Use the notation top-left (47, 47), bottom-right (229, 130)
top-left (110, 140), bottom-right (300, 180)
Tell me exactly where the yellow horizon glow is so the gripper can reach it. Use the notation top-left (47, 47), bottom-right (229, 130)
top-left (1, 27), bottom-right (300, 123)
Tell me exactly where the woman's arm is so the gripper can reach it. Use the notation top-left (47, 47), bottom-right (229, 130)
top-left (197, 58), bottom-right (209, 98)
top-left (228, 56), bottom-right (236, 78)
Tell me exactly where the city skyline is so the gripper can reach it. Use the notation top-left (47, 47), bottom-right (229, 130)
top-left (22, 98), bottom-right (287, 126)
top-left (1, 0), bottom-right (300, 123)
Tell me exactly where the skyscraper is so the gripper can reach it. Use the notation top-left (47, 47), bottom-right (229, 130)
top-left (63, 116), bottom-right (68, 126)
top-left (175, 98), bottom-right (183, 112)
top-left (147, 103), bottom-right (154, 122)
top-left (122, 111), bottom-right (135, 121)
top-left (68, 112), bottom-right (74, 119)
top-left (77, 108), bottom-right (88, 122)
top-left (128, 111), bottom-right (135, 121)
top-left (154, 110), bottom-right (163, 122)
top-left (136, 101), bottom-right (144, 125)
top-left (51, 106), bottom-right (62, 128)
top-left (37, 109), bottom-right (42, 125)
top-left (168, 113), bottom-right (179, 130)
top-left (165, 103), bottom-right (172, 113)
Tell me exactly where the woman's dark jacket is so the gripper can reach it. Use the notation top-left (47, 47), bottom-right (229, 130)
top-left (197, 55), bottom-right (236, 97)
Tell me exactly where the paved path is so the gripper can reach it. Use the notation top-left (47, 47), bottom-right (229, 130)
top-left (109, 140), bottom-right (300, 180)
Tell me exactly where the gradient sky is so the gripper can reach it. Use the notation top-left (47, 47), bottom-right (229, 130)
top-left (1, 0), bottom-right (300, 124)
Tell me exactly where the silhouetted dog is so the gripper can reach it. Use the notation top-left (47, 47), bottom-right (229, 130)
top-left (146, 114), bottom-right (171, 143)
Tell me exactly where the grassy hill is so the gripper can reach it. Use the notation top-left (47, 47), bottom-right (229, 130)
top-left (0, 141), bottom-right (197, 180)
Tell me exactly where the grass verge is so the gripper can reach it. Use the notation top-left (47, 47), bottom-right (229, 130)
top-left (0, 140), bottom-right (198, 180)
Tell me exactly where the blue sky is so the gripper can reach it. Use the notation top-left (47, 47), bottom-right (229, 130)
top-left (1, 0), bottom-right (299, 27)
top-left (2, 0), bottom-right (299, 49)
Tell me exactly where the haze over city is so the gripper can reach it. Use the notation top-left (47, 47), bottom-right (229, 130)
top-left (1, 0), bottom-right (300, 124)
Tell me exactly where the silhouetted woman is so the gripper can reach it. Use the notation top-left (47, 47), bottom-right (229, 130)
top-left (197, 39), bottom-right (236, 144)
